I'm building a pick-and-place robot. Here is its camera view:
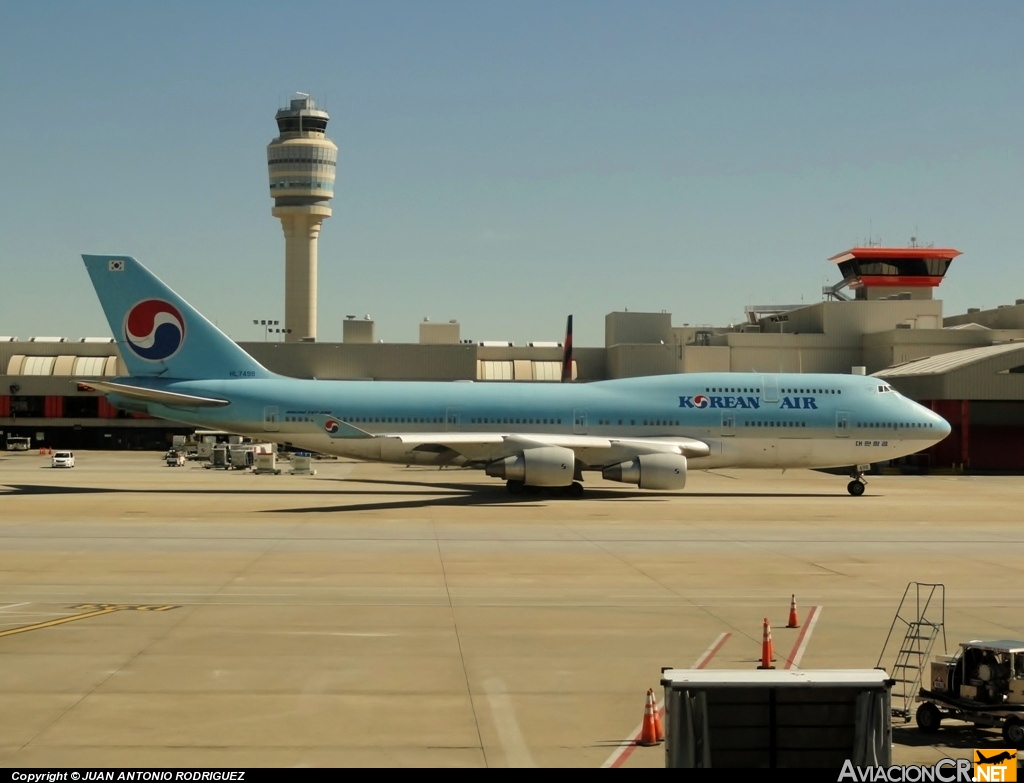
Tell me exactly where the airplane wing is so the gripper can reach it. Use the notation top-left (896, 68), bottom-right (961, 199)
top-left (313, 415), bottom-right (710, 467)
top-left (77, 380), bottom-right (230, 408)
top-left (384, 431), bottom-right (710, 467)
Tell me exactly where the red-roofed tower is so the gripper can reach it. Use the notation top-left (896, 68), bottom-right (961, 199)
top-left (828, 246), bottom-right (962, 300)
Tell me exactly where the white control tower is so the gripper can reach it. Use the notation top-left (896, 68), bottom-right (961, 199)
top-left (267, 94), bottom-right (337, 342)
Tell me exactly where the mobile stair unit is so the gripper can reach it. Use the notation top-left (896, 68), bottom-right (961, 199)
top-left (876, 582), bottom-right (946, 722)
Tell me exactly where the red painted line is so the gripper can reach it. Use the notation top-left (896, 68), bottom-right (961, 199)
top-left (693, 631), bottom-right (732, 670)
top-left (602, 632), bottom-right (732, 769)
top-left (783, 605), bottom-right (821, 670)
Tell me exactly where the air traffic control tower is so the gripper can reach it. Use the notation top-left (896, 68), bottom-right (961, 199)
top-left (828, 246), bottom-right (962, 300)
top-left (268, 94), bottom-right (337, 342)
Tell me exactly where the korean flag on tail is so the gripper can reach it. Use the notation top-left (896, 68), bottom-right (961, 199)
top-left (108, 259), bottom-right (125, 272)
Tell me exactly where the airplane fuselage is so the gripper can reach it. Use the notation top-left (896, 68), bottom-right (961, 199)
top-left (114, 371), bottom-right (949, 472)
top-left (82, 254), bottom-right (952, 495)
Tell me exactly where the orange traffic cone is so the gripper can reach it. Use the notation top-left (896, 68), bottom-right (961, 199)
top-left (758, 617), bottom-right (776, 669)
top-left (638, 688), bottom-right (661, 746)
top-left (787, 594), bottom-right (800, 628)
top-left (651, 688), bottom-right (665, 742)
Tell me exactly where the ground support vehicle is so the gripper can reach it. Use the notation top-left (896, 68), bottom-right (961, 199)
top-left (5, 436), bottom-right (31, 451)
top-left (915, 640), bottom-right (1024, 747)
top-left (51, 451), bottom-right (75, 468)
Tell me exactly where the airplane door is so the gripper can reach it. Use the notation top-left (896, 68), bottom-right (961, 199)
top-left (762, 376), bottom-right (779, 403)
top-left (445, 408), bottom-right (460, 432)
top-left (721, 413), bottom-right (736, 436)
top-left (263, 406), bottom-right (279, 432)
top-left (573, 409), bottom-right (588, 435)
top-left (835, 411), bottom-right (850, 437)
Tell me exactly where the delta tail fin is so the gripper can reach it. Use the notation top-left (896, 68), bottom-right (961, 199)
top-left (82, 255), bottom-right (273, 380)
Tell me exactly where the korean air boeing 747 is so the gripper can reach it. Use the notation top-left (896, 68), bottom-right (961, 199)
top-left (81, 255), bottom-right (951, 497)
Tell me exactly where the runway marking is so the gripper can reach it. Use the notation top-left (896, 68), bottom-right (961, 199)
top-left (0, 604), bottom-right (179, 639)
top-left (0, 602), bottom-right (30, 612)
top-left (600, 632), bottom-right (731, 769)
top-left (484, 677), bottom-right (536, 768)
top-left (272, 631), bottom-right (399, 637)
top-left (783, 605), bottom-right (821, 670)
top-left (692, 631), bottom-right (732, 669)
top-left (70, 603), bottom-right (179, 612)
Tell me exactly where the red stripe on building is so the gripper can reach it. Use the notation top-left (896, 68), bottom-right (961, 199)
top-left (44, 396), bottom-right (64, 418)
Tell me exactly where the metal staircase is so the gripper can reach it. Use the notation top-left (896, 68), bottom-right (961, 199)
top-left (876, 582), bottom-right (946, 722)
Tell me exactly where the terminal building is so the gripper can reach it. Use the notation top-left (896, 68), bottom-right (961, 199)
top-left (3, 97), bottom-right (1022, 470)
top-left (3, 243), bottom-right (1023, 470)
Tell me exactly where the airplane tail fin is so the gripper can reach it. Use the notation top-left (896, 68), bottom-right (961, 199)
top-left (561, 314), bottom-right (574, 383)
top-left (82, 255), bottom-right (273, 380)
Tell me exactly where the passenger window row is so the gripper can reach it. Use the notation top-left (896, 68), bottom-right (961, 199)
top-left (857, 422), bottom-right (934, 428)
top-left (704, 387), bottom-right (842, 395)
top-left (288, 416), bottom-right (446, 424)
top-left (470, 417), bottom-right (563, 425)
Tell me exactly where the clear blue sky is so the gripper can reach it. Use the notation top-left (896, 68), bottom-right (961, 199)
top-left (2, 1), bottom-right (1023, 346)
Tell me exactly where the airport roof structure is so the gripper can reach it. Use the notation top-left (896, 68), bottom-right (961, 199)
top-left (874, 341), bottom-right (1024, 401)
top-left (876, 341), bottom-right (1024, 377)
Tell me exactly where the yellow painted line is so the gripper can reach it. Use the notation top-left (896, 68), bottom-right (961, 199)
top-left (70, 603), bottom-right (178, 612)
top-left (0, 604), bottom-right (179, 638)
top-left (0, 607), bottom-right (121, 638)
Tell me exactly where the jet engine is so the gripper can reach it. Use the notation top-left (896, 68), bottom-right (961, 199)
top-left (602, 453), bottom-right (687, 490)
top-left (485, 446), bottom-right (575, 487)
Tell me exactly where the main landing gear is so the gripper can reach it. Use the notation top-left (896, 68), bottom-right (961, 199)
top-left (847, 470), bottom-right (867, 497)
top-left (506, 480), bottom-right (584, 499)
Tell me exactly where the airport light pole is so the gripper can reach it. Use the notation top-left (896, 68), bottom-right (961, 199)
top-left (253, 319), bottom-right (291, 342)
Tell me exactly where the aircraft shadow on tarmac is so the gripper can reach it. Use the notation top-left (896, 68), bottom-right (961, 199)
top-left (0, 479), bottom-right (847, 514)
top-left (355, 475), bottom-right (848, 498)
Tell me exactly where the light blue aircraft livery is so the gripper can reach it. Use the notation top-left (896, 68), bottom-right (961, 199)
top-left (82, 255), bottom-right (951, 497)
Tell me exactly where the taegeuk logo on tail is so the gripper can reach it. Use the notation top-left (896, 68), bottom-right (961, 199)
top-left (123, 300), bottom-right (185, 361)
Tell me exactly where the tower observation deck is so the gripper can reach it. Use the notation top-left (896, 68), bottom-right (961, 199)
top-left (267, 94), bottom-right (338, 342)
top-left (828, 246), bottom-right (962, 300)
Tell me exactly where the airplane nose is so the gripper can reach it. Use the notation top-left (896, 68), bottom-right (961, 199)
top-left (910, 399), bottom-right (950, 441)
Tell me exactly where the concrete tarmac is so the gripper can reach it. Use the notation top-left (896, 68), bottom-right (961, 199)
top-left (0, 451), bottom-right (1021, 767)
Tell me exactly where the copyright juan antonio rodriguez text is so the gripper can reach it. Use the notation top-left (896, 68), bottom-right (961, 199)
top-left (11, 774), bottom-right (246, 782)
